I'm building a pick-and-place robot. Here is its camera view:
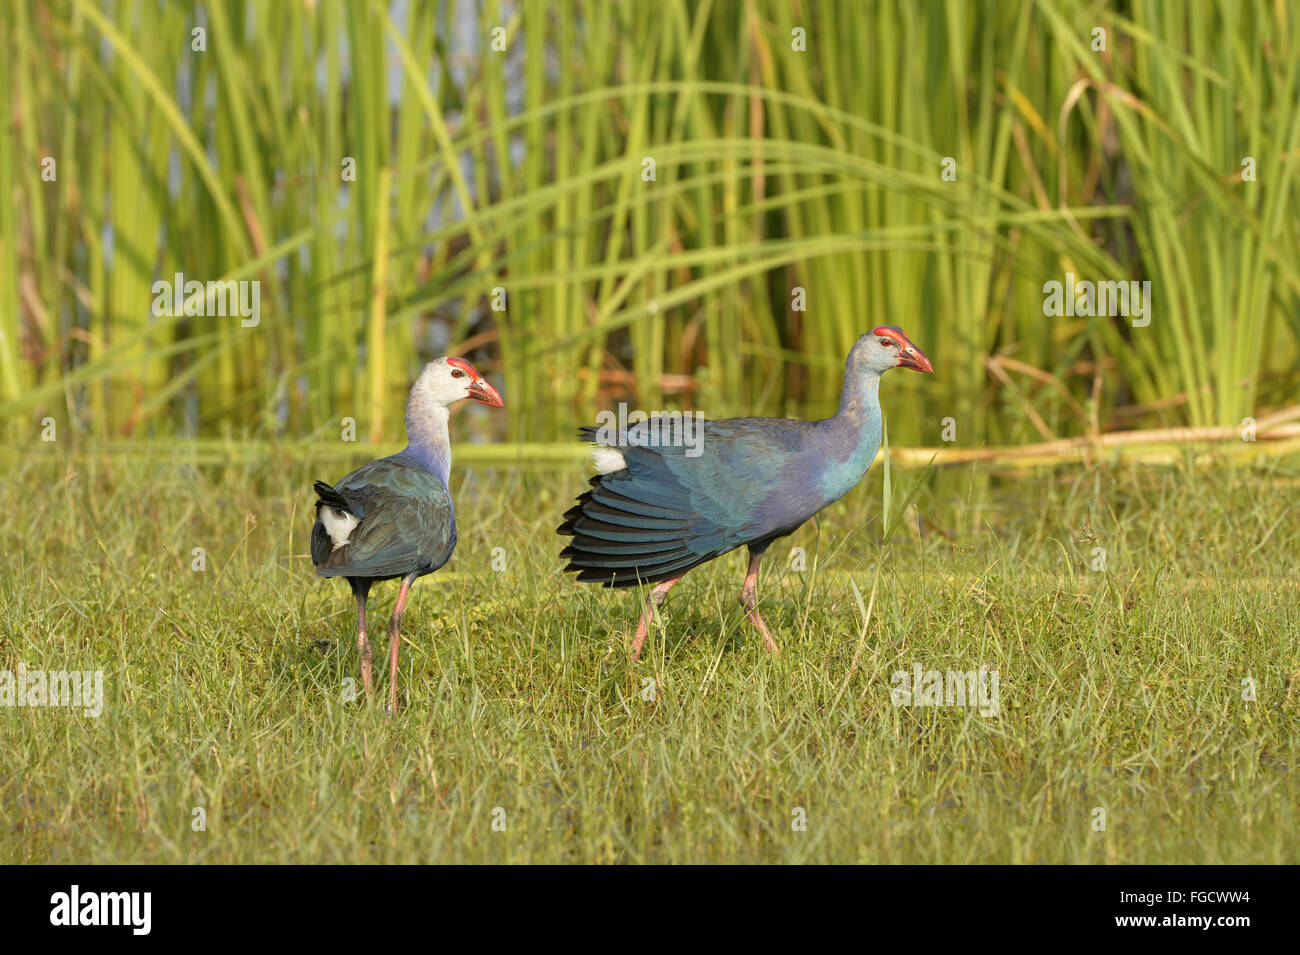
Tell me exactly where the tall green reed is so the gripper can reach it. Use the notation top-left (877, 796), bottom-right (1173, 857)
top-left (1, 0), bottom-right (1295, 445)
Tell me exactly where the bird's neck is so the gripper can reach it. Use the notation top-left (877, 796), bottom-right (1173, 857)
top-left (404, 402), bottom-right (452, 486)
top-left (825, 366), bottom-right (884, 471)
top-left (836, 367), bottom-right (881, 424)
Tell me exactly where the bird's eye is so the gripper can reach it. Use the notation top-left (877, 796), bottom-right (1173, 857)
top-left (450, 369), bottom-right (465, 378)
top-left (878, 338), bottom-right (893, 347)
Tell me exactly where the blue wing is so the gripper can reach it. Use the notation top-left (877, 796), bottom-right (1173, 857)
top-left (312, 452), bottom-right (456, 581)
top-left (558, 418), bottom-right (823, 586)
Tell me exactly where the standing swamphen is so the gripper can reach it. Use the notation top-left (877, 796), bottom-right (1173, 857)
top-left (558, 326), bottom-right (932, 660)
top-left (311, 357), bottom-right (504, 711)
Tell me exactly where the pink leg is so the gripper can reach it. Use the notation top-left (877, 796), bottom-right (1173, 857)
top-left (387, 576), bottom-right (415, 714)
top-left (740, 555), bottom-right (780, 654)
top-left (356, 593), bottom-right (374, 699)
top-left (630, 575), bottom-right (684, 662)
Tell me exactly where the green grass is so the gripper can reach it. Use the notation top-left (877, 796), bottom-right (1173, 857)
top-left (2, 446), bottom-right (1295, 863)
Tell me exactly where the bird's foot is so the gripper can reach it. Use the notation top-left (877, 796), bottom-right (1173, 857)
top-left (357, 632), bottom-right (375, 699)
top-left (630, 624), bottom-right (652, 663)
top-left (629, 614), bottom-right (654, 662)
top-left (748, 611), bottom-right (781, 655)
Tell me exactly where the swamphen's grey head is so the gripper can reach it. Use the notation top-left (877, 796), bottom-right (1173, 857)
top-left (409, 356), bottom-right (505, 412)
top-left (853, 325), bottom-right (934, 375)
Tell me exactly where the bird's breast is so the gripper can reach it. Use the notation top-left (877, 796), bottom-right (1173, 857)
top-left (815, 434), bottom-right (880, 505)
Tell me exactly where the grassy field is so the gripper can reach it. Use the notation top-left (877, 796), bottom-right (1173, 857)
top-left (4, 0), bottom-right (1297, 869)
top-left (1, 445), bottom-right (1295, 864)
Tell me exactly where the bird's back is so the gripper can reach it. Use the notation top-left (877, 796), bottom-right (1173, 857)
top-left (559, 414), bottom-right (876, 586)
top-left (312, 451), bottom-right (456, 582)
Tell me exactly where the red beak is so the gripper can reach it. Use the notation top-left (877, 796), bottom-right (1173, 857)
top-left (468, 377), bottom-right (505, 407)
top-left (898, 343), bottom-right (933, 374)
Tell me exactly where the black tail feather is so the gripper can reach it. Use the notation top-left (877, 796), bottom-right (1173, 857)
top-left (558, 472), bottom-right (715, 587)
top-left (313, 480), bottom-right (353, 514)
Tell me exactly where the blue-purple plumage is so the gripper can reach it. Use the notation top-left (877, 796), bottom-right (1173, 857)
top-left (558, 329), bottom-right (929, 590)
top-left (311, 452), bottom-right (456, 583)
top-left (308, 356), bottom-right (504, 709)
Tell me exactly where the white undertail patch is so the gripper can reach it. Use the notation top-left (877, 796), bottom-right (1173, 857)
top-left (319, 506), bottom-right (360, 550)
top-left (591, 446), bottom-right (627, 474)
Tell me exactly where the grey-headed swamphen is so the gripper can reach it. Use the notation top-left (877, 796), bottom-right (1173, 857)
top-left (312, 357), bottom-right (504, 711)
top-left (558, 326), bottom-right (931, 660)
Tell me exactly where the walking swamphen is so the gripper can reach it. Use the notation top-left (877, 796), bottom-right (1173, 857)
top-left (311, 357), bottom-right (504, 711)
top-left (558, 326), bottom-right (932, 660)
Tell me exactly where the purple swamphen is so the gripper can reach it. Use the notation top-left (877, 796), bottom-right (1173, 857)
top-left (558, 326), bottom-right (932, 660)
top-left (312, 357), bottom-right (504, 711)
